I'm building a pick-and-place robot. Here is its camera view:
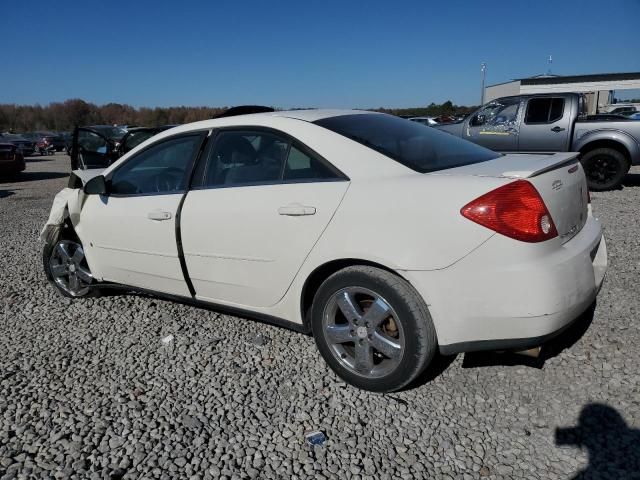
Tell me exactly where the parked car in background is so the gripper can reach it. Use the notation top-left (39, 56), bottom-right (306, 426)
top-left (42, 109), bottom-right (606, 392)
top-left (70, 125), bottom-right (175, 169)
top-left (0, 134), bottom-right (36, 157)
top-left (0, 143), bottom-right (25, 175)
top-left (434, 92), bottom-right (640, 190)
top-left (583, 114), bottom-right (632, 121)
top-left (86, 125), bottom-right (127, 143)
top-left (628, 112), bottom-right (640, 120)
top-left (36, 134), bottom-right (66, 155)
top-left (608, 106), bottom-right (638, 116)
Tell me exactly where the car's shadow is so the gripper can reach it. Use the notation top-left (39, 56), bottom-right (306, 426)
top-left (25, 156), bottom-right (55, 163)
top-left (0, 189), bottom-right (15, 198)
top-left (0, 171), bottom-right (69, 184)
top-left (622, 172), bottom-right (640, 188)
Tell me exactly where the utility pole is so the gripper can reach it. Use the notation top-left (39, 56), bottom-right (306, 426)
top-left (547, 55), bottom-right (553, 75)
top-left (480, 63), bottom-right (487, 105)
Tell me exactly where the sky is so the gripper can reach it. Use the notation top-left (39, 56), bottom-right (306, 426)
top-left (3, 0), bottom-right (640, 109)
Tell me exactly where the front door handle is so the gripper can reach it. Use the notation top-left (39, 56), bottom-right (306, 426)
top-left (147, 210), bottom-right (172, 221)
top-left (551, 126), bottom-right (566, 133)
top-left (278, 204), bottom-right (316, 216)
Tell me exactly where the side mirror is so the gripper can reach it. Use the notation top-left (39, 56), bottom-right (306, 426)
top-left (83, 175), bottom-right (108, 195)
top-left (471, 114), bottom-right (486, 126)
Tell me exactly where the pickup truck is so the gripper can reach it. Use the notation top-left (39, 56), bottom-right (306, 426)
top-left (434, 92), bottom-right (640, 190)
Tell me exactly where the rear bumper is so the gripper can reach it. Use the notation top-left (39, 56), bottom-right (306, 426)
top-left (403, 216), bottom-right (607, 354)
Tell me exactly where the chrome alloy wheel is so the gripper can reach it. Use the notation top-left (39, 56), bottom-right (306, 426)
top-left (49, 240), bottom-right (93, 297)
top-left (322, 287), bottom-right (405, 378)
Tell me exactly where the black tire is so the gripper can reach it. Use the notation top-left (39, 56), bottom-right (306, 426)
top-left (581, 148), bottom-right (630, 191)
top-left (43, 224), bottom-right (99, 298)
top-left (311, 266), bottom-right (437, 392)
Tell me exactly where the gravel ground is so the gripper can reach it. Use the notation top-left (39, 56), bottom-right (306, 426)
top-left (1, 154), bottom-right (639, 480)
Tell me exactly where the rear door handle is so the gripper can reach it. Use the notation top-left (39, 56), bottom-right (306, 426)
top-left (551, 126), bottom-right (566, 133)
top-left (147, 210), bottom-right (172, 221)
top-left (278, 204), bottom-right (316, 216)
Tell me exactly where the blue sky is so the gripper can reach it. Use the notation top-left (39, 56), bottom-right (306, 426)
top-left (3, 0), bottom-right (640, 108)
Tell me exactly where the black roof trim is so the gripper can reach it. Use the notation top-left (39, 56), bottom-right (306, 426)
top-left (213, 106), bottom-right (275, 119)
top-left (520, 72), bottom-right (640, 85)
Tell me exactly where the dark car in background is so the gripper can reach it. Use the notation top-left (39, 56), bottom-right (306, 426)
top-left (0, 134), bottom-right (36, 157)
top-left (71, 125), bottom-right (175, 169)
top-left (86, 125), bottom-right (127, 143)
top-left (0, 143), bottom-right (25, 175)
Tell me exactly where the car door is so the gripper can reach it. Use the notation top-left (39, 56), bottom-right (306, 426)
top-left (464, 97), bottom-right (521, 151)
top-left (71, 127), bottom-right (116, 170)
top-left (79, 132), bottom-right (207, 295)
top-left (180, 129), bottom-right (349, 308)
top-left (518, 97), bottom-right (571, 151)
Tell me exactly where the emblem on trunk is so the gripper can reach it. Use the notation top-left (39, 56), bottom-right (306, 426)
top-left (552, 180), bottom-right (563, 190)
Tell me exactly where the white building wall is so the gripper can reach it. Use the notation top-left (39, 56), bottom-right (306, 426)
top-left (484, 81), bottom-right (521, 102)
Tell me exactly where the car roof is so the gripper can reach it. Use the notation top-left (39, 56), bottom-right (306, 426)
top-left (147, 109), bottom-right (379, 138)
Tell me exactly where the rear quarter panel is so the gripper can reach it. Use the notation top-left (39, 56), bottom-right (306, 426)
top-left (299, 174), bottom-right (507, 272)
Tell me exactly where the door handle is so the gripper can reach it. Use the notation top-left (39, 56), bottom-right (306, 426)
top-left (278, 204), bottom-right (316, 216)
top-left (147, 210), bottom-right (172, 221)
top-left (551, 126), bottom-right (566, 133)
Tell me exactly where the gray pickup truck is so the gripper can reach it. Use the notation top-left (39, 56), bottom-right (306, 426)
top-left (434, 93), bottom-right (640, 190)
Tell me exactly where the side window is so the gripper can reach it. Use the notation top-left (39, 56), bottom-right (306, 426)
top-left (199, 130), bottom-right (341, 187)
top-left (202, 131), bottom-right (288, 187)
top-left (283, 145), bottom-right (337, 181)
top-left (78, 130), bottom-right (109, 154)
top-left (109, 135), bottom-right (202, 195)
top-left (472, 98), bottom-right (520, 129)
top-left (525, 98), bottom-right (565, 124)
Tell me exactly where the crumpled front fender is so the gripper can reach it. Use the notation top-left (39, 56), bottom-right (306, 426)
top-left (39, 188), bottom-right (85, 244)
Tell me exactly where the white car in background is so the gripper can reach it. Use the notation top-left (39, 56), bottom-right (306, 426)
top-left (41, 109), bottom-right (607, 392)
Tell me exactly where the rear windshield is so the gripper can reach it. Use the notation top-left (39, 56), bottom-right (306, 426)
top-left (315, 113), bottom-right (500, 173)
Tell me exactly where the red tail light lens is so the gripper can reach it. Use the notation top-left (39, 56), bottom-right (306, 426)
top-left (461, 180), bottom-right (558, 243)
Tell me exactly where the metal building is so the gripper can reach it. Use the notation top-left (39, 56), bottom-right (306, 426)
top-left (484, 72), bottom-right (640, 114)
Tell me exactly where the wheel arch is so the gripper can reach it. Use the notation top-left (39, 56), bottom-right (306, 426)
top-left (576, 136), bottom-right (635, 166)
top-left (299, 258), bottom-right (409, 333)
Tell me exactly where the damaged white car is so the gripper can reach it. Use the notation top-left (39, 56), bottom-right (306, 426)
top-left (41, 108), bottom-right (607, 392)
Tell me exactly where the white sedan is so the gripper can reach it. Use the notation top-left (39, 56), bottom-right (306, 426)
top-left (41, 109), bottom-right (607, 392)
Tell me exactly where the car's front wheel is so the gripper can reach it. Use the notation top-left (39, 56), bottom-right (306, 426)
top-left (43, 237), bottom-right (96, 298)
top-left (311, 266), bottom-right (437, 392)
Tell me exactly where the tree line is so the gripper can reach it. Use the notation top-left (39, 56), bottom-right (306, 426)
top-left (0, 99), bottom-right (227, 133)
top-left (0, 99), bottom-right (477, 133)
top-left (374, 100), bottom-right (478, 118)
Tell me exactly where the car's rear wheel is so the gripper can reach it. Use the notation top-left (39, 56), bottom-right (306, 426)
top-left (581, 148), bottom-right (630, 191)
top-left (311, 266), bottom-right (437, 392)
top-left (43, 235), bottom-right (96, 298)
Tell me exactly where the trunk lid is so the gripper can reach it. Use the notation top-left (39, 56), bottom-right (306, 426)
top-left (440, 152), bottom-right (589, 243)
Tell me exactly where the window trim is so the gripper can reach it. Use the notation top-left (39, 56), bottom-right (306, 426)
top-left (524, 97), bottom-right (565, 125)
top-left (189, 125), bottom-right (349, 191)
top-left (105, 130), bottom-right (210, 198)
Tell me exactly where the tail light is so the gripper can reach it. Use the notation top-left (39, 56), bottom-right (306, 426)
top-left (461, 180), bottom-right (558, 243)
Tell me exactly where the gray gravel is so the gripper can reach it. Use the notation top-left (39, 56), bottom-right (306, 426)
top-left (1, 154), bottom-right (639, 480)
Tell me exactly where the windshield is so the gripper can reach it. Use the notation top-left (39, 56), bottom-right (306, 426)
top-left (315, 114), bottom-right (500, 173)
top-left (92, 126), bottom-right (126, 141)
